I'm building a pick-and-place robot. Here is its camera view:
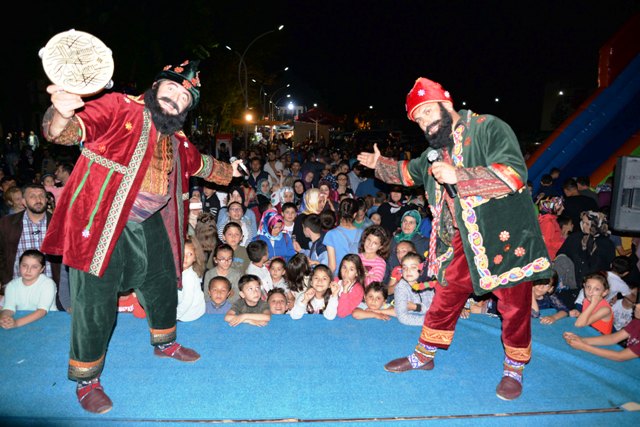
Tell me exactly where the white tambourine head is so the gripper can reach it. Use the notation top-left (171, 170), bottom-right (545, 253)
top-left (40, 29), bottom-right (114, 96)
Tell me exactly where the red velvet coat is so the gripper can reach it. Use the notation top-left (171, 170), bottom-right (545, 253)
top-left (41, 93), bottom-right (231, 278)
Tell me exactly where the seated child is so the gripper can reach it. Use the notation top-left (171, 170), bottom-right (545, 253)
top-left (613, 286), bottom-right (638, 332)
top-left (563, 299), bottom-right (640, 361)
top-left (203, 243), bottom-right (242, 305)
top-left (352, 281), bottom-right (396, 321)
top-left (393, 252), bottom-right (434, 326)
top-left (358, 225), bottom-right (390, 288)
top-left (569, 272), bottom-right (613, 334)
top-left (206, 276), bottom-right (233, 315)
top-left (0, 249), bottom-right (57, 329)
top-left (176, 237), bottom-right (206, 322)
top-left (573, 256), bottom-right (632, 308)
top-left (267, 287), bottom-right (289, 314)
top-left (290, 264), bottom-right (339, 320)
top-left (385, 240), bottom-right (417, 300)
top-left (117, 290), bottom-right (146, 319)
top-left (302, 214), bottom-right (328, 266)
top-left (255, 208), bottom-right (297, 262)
top-left (246, 240), bottom-right (274, 297)
top-left (269, 257), bottom-right (289, 291)
top-left (224, 274), bottom-right (271, 326)
top-left (335, 254), bottom-right (366, 318)
top-left (531, 272), bottom-right (569, 325)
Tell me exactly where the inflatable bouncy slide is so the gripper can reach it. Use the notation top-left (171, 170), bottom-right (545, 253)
top-left (528, 14), bottom-right (640, 194)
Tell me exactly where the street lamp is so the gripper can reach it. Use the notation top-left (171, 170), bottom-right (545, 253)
top-left (268, 84), bottom-right (290, 120)
top-left (229, 25), bottom-right (284, 149)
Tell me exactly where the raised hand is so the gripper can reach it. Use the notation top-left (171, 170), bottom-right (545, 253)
top-left (356, 143), bottom-right (381, 169)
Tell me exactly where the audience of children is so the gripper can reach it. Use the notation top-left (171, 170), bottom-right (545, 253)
top-left (176, 237), bottom-right (206, 322)
top-left (245, 240), bottom-right (274, 295)
top-left (0, 249), bottom-right (57, 329)
top-left (393, 252), bottom-right (434, 326)
top-left (563, 298), bottom-right (639, 361)
top-left (613, 287), bottom-right (638, 332)
top-left (290, 264), bottom-right (339, 320)
top-left (570, 272), bottom-right (614, 335)
top-left (335, 254), bottom-right (366, 318)
top-left (269, 257), bottom-right (288, 292)
top-left (358, 224), bottom-right (390, 288)
top-left (531, 272), bottom-right (569, 325)
top-left (205, 276), bottom-right (233, 315)
top-left (267, 288), bottom-right (289, 314)
top-left (203, 243), bottom-right (242, 303)
top-left (224, 274), bottom-right (271, 326)
top-left (255, 209), bottom-right (297, 262)
top-left (352, 281), bottom-right (396, 321)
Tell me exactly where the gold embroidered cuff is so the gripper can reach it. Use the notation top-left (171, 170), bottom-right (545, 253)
top-left (196, 155), bottom-right (233, 186)
top-left (68, 354), bottom-right (105, 381)
top-left (150, 326), bottom-right (177, 345)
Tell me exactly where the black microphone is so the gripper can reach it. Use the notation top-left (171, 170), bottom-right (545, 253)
top-left (427, 149), bottom-right (457, 198)
top-left (229, 156), bottom-right (249, 176)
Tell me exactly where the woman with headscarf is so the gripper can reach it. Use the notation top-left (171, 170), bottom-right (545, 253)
top-left (254, 209), bottom-right (297, 262)
top-left (292, 188), bottom-right (326, 251)
top-left (272, 186), bottom-right (295, 215)
top-left (383, 210), bottom-right (430, 285)
top-left (557, 210), bottom-right (616, 288)
top-left (292, 179), bottom-right (306, 208)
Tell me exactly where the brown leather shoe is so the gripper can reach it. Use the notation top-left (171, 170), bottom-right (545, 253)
top-left (154, 342), bottom-right (200, 363)
top-left (384, 356), bottom-right (434, 373)
top-left (77, 381), bottom-right (113, 414)
top-left (496, 376), bottom-right (522, 400)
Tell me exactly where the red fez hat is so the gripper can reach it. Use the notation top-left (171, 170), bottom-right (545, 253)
top-left (405, 77), bottom-right (453, 121)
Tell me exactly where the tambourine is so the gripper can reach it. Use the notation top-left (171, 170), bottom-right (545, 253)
top-left (39, 29), bottom-right (114, 96)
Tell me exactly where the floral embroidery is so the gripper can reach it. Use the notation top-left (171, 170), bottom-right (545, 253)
top-left (504, 244), bottom-right (511, 252)
top-left (123, 96), bottom-right (131, 103)
top-left (514, 247), bottom-right (526, 257)
top-left (183, 141), bottom-right (189, 148)
top-left (175, 66), bottom-right (184, 73)
top-left (493, 255), bottom-right (503, 265)
top-left (82, 229), bottom-right (90, 238)
top-left (125, 122), bottom-right (133, 131)
top-left (163, 65), bottom-right (171, 71)
top-left (98, 145), bottom-right (106, 154)
top-left (477, 116), bottom-right (486, 124)
top-left (464, 136), bottom-right (471, 146)
top-left (182, 80), bottom-right (192, 90)
top-left (418, 89), bottom-right (425, 96)
top-left (499, 231), bottom-right (510, 242)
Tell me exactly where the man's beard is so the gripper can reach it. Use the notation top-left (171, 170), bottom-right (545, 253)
top-left (144, 87), bottom-right (189, 134)
top-left (27, 202), bottom-right (47, 215)
top-left (423, 103), bottom-right (454, 150)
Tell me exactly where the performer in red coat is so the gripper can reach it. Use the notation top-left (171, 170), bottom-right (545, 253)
top-left (42, 60), bottom-right (242, 414)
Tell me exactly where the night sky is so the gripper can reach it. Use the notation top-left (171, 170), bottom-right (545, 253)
top-left (1, 0), bottom-right (638, 139)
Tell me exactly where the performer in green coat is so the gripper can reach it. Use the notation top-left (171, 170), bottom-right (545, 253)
top-left (358, 77), bottom-right (552, 401)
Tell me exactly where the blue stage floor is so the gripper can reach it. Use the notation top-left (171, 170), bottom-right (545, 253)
top-left (1, 311), bottom-right (639, 426)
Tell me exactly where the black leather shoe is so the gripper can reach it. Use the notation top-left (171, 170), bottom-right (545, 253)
top-left (384, 356), bottom-right (434, 373)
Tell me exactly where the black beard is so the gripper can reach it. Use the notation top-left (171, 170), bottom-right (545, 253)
top-left (27, 203), bottom-right (47, 215)
top-left (424, 103), bottom-right (454, 150)
top-left (144, 87), bottom-right (189, 134)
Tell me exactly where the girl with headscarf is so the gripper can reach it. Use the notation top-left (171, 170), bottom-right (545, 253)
top-left (217, 186), bottom-right (257, 239)
top-left (557, 210), bottom-right (616, 290)
top-left (292, 188), bottom-right (327, 250)
top-left (255, 209), bottom-right (297, 262)
top-left (292, 179), bottom-right (306, 208)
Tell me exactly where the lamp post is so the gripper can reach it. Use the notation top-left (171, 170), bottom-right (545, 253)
top-left (268, 84), bottom-right (291, 120)
top-left (231, 25), bottom-right (284, 150)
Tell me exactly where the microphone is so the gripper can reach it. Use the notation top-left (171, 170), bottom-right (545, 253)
top-left (230, 156), bottom-right (249, 176)
top-left (427, 149), bottom-right (457, 198)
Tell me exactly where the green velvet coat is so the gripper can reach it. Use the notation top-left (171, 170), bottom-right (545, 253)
top-left (382, 110), bottom-right (552, 295)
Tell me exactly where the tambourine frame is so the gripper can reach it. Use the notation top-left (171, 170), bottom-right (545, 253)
top-left (40, 29), bottom-right (114, 96)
